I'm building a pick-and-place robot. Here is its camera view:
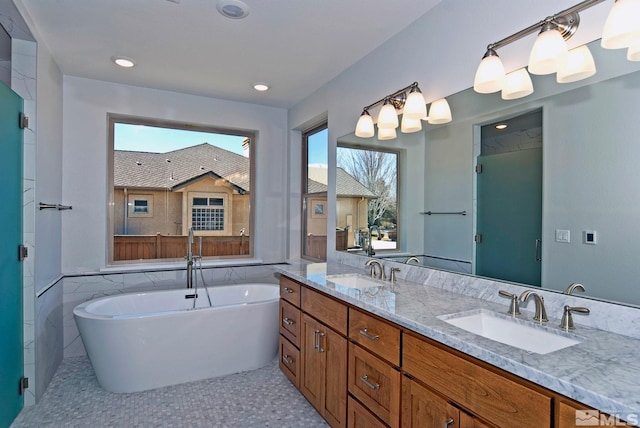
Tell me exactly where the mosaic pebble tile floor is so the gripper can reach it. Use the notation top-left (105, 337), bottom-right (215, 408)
top-left (11, 357), bottom-right (328, 428)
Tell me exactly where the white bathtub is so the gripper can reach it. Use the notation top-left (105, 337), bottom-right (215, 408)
top-left (73, 283), bottom-right (280, 393)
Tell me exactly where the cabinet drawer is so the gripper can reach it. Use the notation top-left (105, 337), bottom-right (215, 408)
top-left (348, 343), bottom-right (400, 427)
top-left (280, 276), bottom-right (301, 307)
top-left (302, 287), bottom-right (348, 335)
top-left (347, 395), bottom-right (387, 428)
top-left (279, 299), bottom-right (301, 347)
top-left (279, 335), bottom-right (300, 389)
top-left (403, 333), bottom-right (551, 428)
top-left (349, 308), bottom-right (400, 366)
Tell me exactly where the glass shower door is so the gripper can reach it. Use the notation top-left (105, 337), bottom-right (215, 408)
top-left (0, 80), bottom-right (24, 427)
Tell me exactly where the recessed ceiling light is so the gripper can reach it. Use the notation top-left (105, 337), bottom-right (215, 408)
top-left (495, 124), bottom-right (508, 130)
top-left (217, 0), bottom-right (249, 19)
top-left (111, 56), bottom-right (135, 68)
top-left (253, 83), bottom-right (269, 92)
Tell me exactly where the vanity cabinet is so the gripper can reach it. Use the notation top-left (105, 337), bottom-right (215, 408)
top-left (403, 333), bottom-right (550, 428)
top-left (278, 278), bottom-right (302, 389)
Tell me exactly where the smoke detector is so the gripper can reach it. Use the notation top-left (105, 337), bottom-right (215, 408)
top-left (217, 0), bottom-right (250, 19)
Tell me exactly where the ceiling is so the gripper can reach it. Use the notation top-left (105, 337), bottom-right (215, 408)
top-left (21, 0), bottom-right (442, 108)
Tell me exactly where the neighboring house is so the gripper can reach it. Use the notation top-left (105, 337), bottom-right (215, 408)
top-left (113, 143), bottom-right (250, 237)
top-left (306, 166), bottom-right (376, 249)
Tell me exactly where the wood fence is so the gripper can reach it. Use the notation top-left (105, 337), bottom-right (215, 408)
top-left (113, 234), bottom-right (250, 261)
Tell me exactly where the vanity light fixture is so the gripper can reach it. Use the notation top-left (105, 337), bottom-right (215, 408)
top-left (501, 68), bottom-right (534, 100)
top-left (112, 56), bottom-right (135, 68)
top-left (473, 0), bottom-right (640, 97)
top-left (354, 81), bottom-right (452, 140)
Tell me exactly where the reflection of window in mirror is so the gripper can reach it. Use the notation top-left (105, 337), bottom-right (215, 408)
top-left (109, 116), bottom-right (254, 263)
top-left (336, 145), bottom-right (398, 253)
top-left (302, 124), bottom-right (328, 261)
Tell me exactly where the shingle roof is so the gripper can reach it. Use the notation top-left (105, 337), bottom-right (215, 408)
top-left (306, 166), bottom-right (376, 198)
top-left (114, 143), bottom-right (250, 192)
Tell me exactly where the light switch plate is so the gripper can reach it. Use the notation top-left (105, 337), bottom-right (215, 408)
top-left (555, 229), bottom-right (570, 243)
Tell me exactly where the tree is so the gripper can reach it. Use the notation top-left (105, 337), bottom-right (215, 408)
top-left (337, 147), bottom-right (397, 227)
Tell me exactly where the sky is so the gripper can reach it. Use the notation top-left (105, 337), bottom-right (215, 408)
top-left (114, 122), bottom-right (329, 165)
top-left (114, 123), bottom-right (247, 155)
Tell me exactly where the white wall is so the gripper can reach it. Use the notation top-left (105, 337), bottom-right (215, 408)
top-left (62, 77), bottom-right (288, 273)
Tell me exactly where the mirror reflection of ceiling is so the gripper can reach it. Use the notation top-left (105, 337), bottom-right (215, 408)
top-left (337, 38), bottom-right (640, 308)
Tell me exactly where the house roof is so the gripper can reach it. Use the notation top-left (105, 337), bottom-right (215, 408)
top-left (306, 166), bottom-right (376, 199)
top-left (114, 143), bottom-right (250, 192)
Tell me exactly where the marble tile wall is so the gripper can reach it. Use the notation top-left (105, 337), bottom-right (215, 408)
top-left (333, 251), bottom-right (640, 340)
top-left (62, 264), bottom-right (282, 358)
top-left (34, 281), bottom-right (62, 402)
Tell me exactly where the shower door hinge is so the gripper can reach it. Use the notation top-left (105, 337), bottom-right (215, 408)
top-left (474, 234), bottom-right (483, 244)
top-left (475, 164), bottom-right (483, 173)
top-left (19, 377), bottom-right (29, 395)
top-left (18, 244), bottom-right (28, 261)
top-left (19, 113), bottom-right (29, 129)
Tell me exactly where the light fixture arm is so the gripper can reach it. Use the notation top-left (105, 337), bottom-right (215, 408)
top-left (361, 81), bottom-right (419, 112)
top-left (487, 0), bottom-right (605, 52)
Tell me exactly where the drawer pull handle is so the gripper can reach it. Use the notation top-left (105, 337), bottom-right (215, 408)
top-left (360, 375), bottom-right (380, 390)
top-left (283, 287), bottom-right (294, 294)
top-left (282, 354), bottom-right (293, 365)
top-left (359, 328), bottom-right (380, 341)
top-left (317, 331), bottom-right (325, 353)
top-left (282, 317), bottom-right (294, 326)
top-left (444, 418), bottom-right (454, 428)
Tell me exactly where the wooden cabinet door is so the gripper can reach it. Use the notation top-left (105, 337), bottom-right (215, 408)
top-left (402, 376), bottom-right (460, 428)
top-left (300, 314), bottom-right (325, 410)
top-left (322, 325), bottom-right (347, 428)
top-left (460, 412), bottom-right (493, 428)
top-left (300, 313), bottom-right (347, 428)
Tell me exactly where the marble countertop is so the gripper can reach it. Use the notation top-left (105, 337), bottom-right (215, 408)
top-left (275, 262), bottom-right (640, 421)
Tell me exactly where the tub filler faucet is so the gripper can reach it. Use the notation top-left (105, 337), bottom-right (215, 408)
top-left (186, 227), bottom-right (202, 289)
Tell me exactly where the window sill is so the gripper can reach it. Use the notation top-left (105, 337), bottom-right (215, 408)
top-left (99, 258), bottom-right (266, 274)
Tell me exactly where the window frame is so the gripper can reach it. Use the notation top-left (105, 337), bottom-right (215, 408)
top-left (107, 114), bottom-right (256, 265)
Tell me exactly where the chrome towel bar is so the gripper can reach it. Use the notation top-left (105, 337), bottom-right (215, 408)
top-left (39, 202), bottom-right (73, 211)
top-left (420, 210), bottom-right (466, 216)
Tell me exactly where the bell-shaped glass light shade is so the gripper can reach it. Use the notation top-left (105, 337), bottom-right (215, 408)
top-left (377, 101), bottom-right (399, 129)
top-left (427, 98), bottom-right (452, 124)
top-left (501, 68), bottom-right (534, 100)
top-left (377, 126), bottom-right (397, 140)
top-left (401, 116), bottom-right (422, 133)
top-left (403, 89), bottom-right (427, 120)
top-left (628, 43), bottom-right (640, 61)
top-left (601, 0), bottom-right (640, 49)
top-left (528, 26), bottom-right (568, 75)
top-left (355, 111), bottom-right (375, 138)
top-left (557, 45), bottom-right (596, 83)
top-left (473, 51), bottom-right (506, 93)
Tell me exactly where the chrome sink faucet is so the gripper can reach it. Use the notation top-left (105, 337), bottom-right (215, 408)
top-left (560, 305), bottom-right (590, 330)
top-left (498, 290), bottom-right (521, 317)
top-left (365, 259), bottom-right (386, 281)
top-left (519, 290), bottom-right (548, 323)
top-left (564, 282), bottom-right (586, 295)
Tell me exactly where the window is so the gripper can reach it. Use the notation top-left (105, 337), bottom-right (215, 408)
top-left (190, 194), bottom-right (227, 232)
top-left (127, 194), bottom-right (153, 217)
top-left (302, 124), bottom-right (328, 261)
top-left (109, 115), bottom-right (254, 263)
top-left (336, 145), bottom-right (398, 253)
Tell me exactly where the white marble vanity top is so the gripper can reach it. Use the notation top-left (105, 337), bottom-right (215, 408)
top-left (275, 262), bottom-right (640, 421)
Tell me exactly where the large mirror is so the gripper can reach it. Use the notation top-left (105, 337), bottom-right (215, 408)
top-left (337, 38), bottom-right (640, 307)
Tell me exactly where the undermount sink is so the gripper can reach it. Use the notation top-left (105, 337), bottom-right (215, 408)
top-left (325, 274), bottom-right (385, 290)
top-left (438, 309), bottom-right (582, 355)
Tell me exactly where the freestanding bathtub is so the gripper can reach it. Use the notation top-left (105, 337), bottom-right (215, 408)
top-left (73, 283), bottom-right (280, 393)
